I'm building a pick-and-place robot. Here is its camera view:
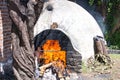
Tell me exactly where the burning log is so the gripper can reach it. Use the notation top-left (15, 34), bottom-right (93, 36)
top-left (35, 40), bottom-right (71, 79)
top-left (39, 62), bottom-right (55, 76)
top-left (52, 60), bottom-right (65, 78)
top-left (38, 60), bottom-right (70, 79)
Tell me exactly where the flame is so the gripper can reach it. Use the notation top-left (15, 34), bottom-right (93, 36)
top-left (41, 40), bottom-right (66, 67)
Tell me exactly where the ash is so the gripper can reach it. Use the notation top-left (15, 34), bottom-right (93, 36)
top-left (42, 68), bottom-right (57, 80)
top-left (37, 67), bottom-right (80, 80)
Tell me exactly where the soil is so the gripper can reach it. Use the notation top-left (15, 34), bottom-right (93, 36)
top-left (0, 54), bottom-right (120, 80)
top-left (79, 54), bottom-right (120, 80)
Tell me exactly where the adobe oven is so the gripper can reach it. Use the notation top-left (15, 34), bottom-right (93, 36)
top-left (34, 29), bottom-right (82, 73)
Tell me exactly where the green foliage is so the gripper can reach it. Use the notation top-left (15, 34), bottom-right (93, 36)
top-left (97, 0), bottom-right (102, 5)
top-left (107, 2), bottom-right (113, 12)
top-left (105, 0), bottom-right (120, 49)
top-left (89, 0), bottom-right (94, 6)
top-left (106, 13), bottom-right (114, 30)
top-left (88, 0), bottom-right (120, 49)
top-left (109, 45), bottom-right (119, 50)
top-left (89, 0), bottom-right (102, 6)
top-left (109, 31), bottom-right (120, 49)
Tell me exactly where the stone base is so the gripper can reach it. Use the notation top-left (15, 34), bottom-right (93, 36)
top-left (67, 51), bottom-right (82, 73)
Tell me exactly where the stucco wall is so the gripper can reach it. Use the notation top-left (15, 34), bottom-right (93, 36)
top-left (34, 0), bottom-right (104, 60)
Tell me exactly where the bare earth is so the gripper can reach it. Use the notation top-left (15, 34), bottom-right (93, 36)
top-left (79, 54), bottom-right (120, 80)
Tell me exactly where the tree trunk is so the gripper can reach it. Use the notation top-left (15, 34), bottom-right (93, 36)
top-left (94, 36), bottom-right (111, 64)
top-left (8, 0), bottom-right (43, 80)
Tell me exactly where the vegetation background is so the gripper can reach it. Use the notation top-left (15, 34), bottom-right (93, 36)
top-left (89, 0), bottom-right (120, 49)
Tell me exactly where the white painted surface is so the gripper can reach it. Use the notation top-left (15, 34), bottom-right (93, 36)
top-left (34, 0), bottom-right (103, 60)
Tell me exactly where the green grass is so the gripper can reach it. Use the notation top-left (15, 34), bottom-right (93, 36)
top-left (82, 62), bottom-right (88, 73)
top-left (109, 54), bottom-right (120, 59)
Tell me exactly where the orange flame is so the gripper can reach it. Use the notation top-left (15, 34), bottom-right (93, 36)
top-left (41, 40), bottom-right (66, 67)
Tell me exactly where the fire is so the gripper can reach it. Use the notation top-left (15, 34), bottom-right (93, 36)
top-left (41, 40), bottom-right (66, 67)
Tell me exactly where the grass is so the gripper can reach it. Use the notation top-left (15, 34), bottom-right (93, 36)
top-left (81, 62), bottom-right (88, 73)
top-left (109, 54), bottom-right (120, 80)
top-left (109, 54), bottom-right (120, 59)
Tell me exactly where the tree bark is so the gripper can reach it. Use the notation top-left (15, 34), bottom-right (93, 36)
top-left (8, 0), bottom-right (43, 80)
top-left (94, 36), bottom-right (111, 64)
top-left (8, 0), bottom-right (75, 79)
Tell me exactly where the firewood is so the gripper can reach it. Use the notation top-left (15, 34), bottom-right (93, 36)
top-left (58, 72), bottom-right (64, 79)
top-left (60, 78), bottom-right (65, 80)
top-left (39, 62), bottom-right (55, 70)
top-left (65, 76), bottom-right (70, 80)
top-left (39, 62), bottom-right (55, 76)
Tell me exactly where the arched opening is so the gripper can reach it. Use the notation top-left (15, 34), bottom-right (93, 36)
top-left (34, 29), bottom-right (82, 73)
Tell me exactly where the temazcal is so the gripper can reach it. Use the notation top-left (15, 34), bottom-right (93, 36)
top-left (34, 0), bottom-right (104, 61)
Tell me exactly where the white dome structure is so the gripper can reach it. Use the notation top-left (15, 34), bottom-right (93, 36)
top-left (34, 0), bottom-right (104, 61)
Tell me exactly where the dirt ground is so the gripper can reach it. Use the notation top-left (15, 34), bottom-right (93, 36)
top-left (109, 54), bottom-right (120, 80)
top-left (80, 54), bottom-right (120, 80)
top-left (0, 54), bottom-right (120, 80)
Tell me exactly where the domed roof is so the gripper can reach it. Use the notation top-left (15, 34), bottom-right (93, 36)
top-left (34, 0), bottom-right (103, 60)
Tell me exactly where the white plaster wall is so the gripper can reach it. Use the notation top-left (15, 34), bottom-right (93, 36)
top-left (34, 0), bottom-right (104, 61)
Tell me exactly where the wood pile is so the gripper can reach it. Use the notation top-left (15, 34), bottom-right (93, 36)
top-left (37, 61), bottom-right (70, 80)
